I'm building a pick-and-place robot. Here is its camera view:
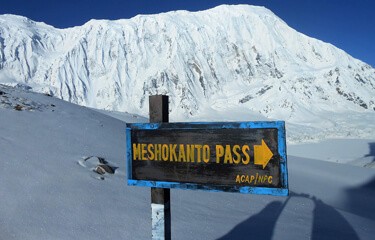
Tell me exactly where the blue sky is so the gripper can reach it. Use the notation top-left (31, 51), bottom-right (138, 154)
top-left (1, 0), bottom-right (374, 67)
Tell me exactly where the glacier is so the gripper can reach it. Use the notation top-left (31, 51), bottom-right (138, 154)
top-left (0, 5), bottom-right (374, 142)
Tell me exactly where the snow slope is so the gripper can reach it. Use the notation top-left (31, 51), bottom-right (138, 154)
top-left (1, 84), bottom-right (374, 239)
top-left (288, 139), bottom-right (375, 167)
top-left (1, 5), bottom-right (375, 142)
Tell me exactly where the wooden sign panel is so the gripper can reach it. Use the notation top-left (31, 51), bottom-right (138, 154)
top-left (126, 121), bottom-right (288, 196)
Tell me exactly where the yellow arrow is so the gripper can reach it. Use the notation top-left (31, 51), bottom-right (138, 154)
top-left (254, 139), bottom-right (273, 169)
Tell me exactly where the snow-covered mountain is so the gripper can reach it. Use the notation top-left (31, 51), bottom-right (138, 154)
top-left (0, 5), bottom-right (375, 141)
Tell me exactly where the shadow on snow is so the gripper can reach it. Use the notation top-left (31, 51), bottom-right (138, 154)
top-left (364, 142), bottom-right (375, 166)
top-left (217, 201), bottom-right (285, 240)
top-left (217, 192), bottom-right (360, 240)
top-left (344, 176), bottom-right (375, 220)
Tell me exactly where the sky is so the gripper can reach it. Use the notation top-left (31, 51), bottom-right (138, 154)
top-left (1, 0), bottom-right (374, 67)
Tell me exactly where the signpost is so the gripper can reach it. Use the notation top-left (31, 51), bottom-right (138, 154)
top-left (126, 95), bottom-right (288, 239)
top-left (127, 121), bottom-right (288, 195)
top-left (148, 95), bottom-right (171, 240)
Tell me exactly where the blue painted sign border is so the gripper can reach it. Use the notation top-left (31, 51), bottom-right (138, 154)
top-left (126, 121), bottom-right (288, 196)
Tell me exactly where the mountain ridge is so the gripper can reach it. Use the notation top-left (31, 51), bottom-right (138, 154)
top-left (0, 5), bottom-right (374, 141)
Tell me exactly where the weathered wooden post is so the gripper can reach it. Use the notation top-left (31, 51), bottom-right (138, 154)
top-left (149, 95), bottom-right (171, 240)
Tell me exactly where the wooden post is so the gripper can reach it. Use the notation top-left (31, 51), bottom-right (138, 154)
top-left (149, 95), bottom-right (171, 240)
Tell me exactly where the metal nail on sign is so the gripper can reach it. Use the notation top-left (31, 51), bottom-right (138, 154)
top-left (126, 121), bottom-right (288, 196)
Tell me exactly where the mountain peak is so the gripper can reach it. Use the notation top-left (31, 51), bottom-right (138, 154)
top-left (0, 5), bottom-right (374, 141)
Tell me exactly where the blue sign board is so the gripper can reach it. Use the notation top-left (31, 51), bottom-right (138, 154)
top-left (126, 121), bottom-right (288, 196)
